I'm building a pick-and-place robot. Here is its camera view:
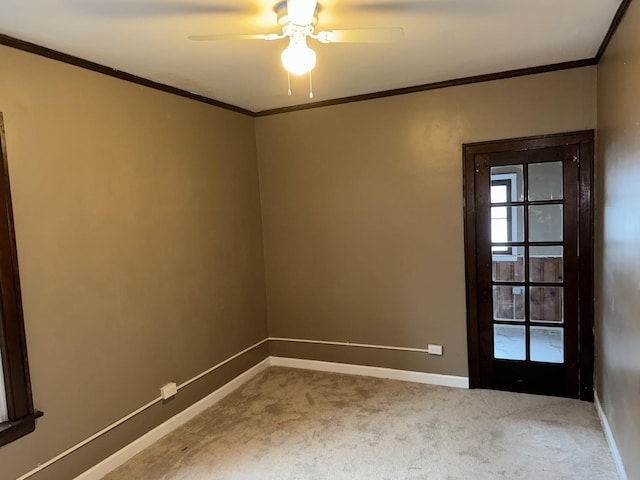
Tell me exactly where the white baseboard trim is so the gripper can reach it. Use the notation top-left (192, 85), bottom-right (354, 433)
top-left (269, 356), bottom-right (469, 389)
top-left (74, 358), bottom-right (270, 480)
top-left (594, 391), bottom-right (628, 480)
top-left (15, 339), bottom-right (268, 480)
top-left (65, 352), bottom-right (466, 480)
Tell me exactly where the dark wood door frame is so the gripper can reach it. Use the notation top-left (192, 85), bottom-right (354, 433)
top-left (463, 131), bottom-right (595, 401)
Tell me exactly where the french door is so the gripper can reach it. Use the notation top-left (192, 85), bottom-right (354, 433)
top-left (463, 131), bottom-right (594, 400)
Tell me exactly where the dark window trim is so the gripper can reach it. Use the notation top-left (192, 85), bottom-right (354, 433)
top-left (0, 113), bottom-right (42, 447)
top-left (490, 179), bottom-right (514, 254)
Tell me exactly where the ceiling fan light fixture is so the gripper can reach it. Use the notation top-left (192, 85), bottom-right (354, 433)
top-left (189, 0), bottom-right (403, 94)
top-left (281, 38), bottom-right (316, 75)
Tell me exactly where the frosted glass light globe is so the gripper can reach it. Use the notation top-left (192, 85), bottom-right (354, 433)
top-left (281, 43), bottom-right (317, 75)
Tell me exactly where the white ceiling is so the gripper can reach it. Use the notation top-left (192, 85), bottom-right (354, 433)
top-left (0, 0), bottom-right (622, 113)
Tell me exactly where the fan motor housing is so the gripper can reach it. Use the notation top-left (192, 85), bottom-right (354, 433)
top-left (274, 1), bottom-right (320, 26)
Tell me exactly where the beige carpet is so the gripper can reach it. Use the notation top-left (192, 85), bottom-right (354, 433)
top-left (102, 367), bottom-right (617, 480)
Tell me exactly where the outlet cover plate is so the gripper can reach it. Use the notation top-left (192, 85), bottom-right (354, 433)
top-left (160, 382), bottom-right (177, 400)
top-left (428, 344), bottom-right (443, 355)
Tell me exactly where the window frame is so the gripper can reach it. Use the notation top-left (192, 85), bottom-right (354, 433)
top-left (490, 175), bottom-right (519, 255)
top-left (0, 113), bottom-right (41, 448)
top-left (490, 181), bottom-right (511, 250)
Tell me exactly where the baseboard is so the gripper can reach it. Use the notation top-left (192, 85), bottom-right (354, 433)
top-left (73, 354), bottom-right (467, 479)
top-left (68, 357), bottom-right (625, 480)
top-left (269, 356), bottom-right (470, 389)
top-left (594, 391), bottom-right (628, 480)
top-left (74, 358), bottom-right (270, 480)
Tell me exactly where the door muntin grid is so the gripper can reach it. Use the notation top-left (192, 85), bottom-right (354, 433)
top-left (490, 162), bottom-right (565, 364)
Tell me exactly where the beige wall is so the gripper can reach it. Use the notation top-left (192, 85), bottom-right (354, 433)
top-left (596, 0), bottom-right (640, 477)
top-left (257, 67), bottom-right (596, 377)
top-left (0, 45), bottom-right (268, 480)
top-left (0, 38), bottom-right (612, 480)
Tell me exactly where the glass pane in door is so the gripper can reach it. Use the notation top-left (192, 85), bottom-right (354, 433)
top-left (491, 165), bottom-right (524, 202)
top-left (529, 205), bottom-right (563, 242)
top-left (492, 206), bottom-right (524, 243)
top-left (528, 162), bottom-right (563, 201)
top-left (494, 325), bottom-right (526, 360)
top-left (493, 285), bottom-right (525, 321)
top-left (492, 246), bottom-right (525, 282)
top-left (530, 327), bottom-right (564, 363)
top-left (530, 246), bottom-right (564, 282)
top-left (530, 286), bottom-right (564, 323)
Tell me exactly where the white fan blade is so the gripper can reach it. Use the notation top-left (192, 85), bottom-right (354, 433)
top-left (287, 0), bottom-right (318, 26)
top-left (188, 33), bottom-right (273, 41)
top-left (80, 1), bottom-right (248, 18)
top-left (349, 1), bottom-right (494, 14)
top-left (316, 27), bottom-right (403, 44)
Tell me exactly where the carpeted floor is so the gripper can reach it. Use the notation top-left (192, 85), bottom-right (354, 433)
top-left (102, 367), bottom-right (618, 480)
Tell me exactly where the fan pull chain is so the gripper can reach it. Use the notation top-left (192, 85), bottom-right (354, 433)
top-left (308, 71), bottom-right (314, 99)
top-left (287, 72), bottom-right (292, 96)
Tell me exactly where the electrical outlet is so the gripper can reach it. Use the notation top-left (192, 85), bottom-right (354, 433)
top-left (160, 382), bottom-right (177, 400)
top-left (428, 344), bottom-right (443, 355)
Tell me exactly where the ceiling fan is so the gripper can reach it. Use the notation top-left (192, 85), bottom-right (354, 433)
top-left (188, 0), bottom-right (403, 97)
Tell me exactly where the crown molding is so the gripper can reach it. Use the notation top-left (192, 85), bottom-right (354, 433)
top-left (0, 33), bottom-right (255, 117)
top-left (0, 0), bottom-right (632, 117)
top-left (596, 0), bottom-right (633, 62)
top-left (255, 59), bottom-right (596, 116)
